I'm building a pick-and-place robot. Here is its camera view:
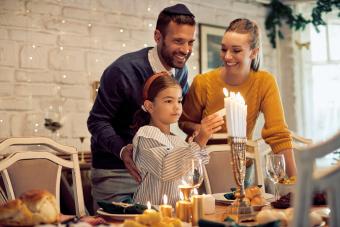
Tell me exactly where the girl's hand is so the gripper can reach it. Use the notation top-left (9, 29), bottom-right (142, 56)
top-left (194, 113), bottom-right (224, 147)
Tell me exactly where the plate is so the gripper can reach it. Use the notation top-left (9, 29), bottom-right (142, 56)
top-left (96, 208), bottom-right (140, 220)
top-left (212, 192), bottom-right (274, 205)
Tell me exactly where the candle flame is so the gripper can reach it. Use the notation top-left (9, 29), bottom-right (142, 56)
top-left (223, 88), bottom-right (229, 97)
top-left (179, 191), bottom-right (184, 200)
top-left (147, 201), bottom-right (151, 209)
top-left (163, 194), bottom-right (168, 205)
top-left (193, 188), bottom-right (198, 195)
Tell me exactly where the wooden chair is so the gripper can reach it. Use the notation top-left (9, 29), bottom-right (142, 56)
top-left (292, 131), bottom-right (340, 227)
top-left (0, 137), bottom-right (86, 217)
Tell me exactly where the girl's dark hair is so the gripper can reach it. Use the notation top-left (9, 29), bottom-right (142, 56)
top-left (131, 72), bottom-right (181, 133)
top-left (226, 18), bottom-right (261, 71)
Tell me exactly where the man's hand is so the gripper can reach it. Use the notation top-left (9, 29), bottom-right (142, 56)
top-left (121, 144), bottom-right (141, 183)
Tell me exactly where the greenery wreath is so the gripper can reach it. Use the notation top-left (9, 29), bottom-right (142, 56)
top-left (265, 0), bottom-right (340, 48)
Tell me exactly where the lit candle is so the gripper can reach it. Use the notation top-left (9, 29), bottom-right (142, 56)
top-left (176, 192), bottom-right (192, 223)
top-left (159, 194), bottom-right (172, 218)
top-left (202, 194), bottom-right (215, 214)
top-left (136, 201), bottom-right (161, 225)
top-left (191, 189), bottom-right (204, 226)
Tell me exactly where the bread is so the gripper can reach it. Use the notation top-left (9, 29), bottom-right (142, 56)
top-left (20, 189), bottom-right (59, 224)
top-left (245, 186), bottom-right (261, 199)
top-left (0, 189), bottom-right (59, 226)
top-left (0, 199), bottom-right (33, 226)
top-left (250, 195), bottom-right (266, 206)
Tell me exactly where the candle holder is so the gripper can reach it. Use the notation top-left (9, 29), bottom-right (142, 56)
top-left (226, 137), bottom-right (254, 222)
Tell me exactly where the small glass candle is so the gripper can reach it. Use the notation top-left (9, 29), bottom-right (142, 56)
top-left (159, 194), bottom-right (172, 218)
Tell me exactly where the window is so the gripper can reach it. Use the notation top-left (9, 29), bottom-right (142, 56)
top-left (298, 17), bottom-right (340, 167)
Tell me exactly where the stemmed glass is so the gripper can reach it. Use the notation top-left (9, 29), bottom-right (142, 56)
top-left (266, 154), bottom-right (286, 201)
top-left (179, 158), bottom-right (204, 200)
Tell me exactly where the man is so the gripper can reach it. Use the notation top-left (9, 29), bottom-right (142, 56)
top-left (87, 4), bottom-right (196, 207)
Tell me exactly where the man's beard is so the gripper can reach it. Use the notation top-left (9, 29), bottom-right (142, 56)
top-left (160, 42), bottom-right (190, 69)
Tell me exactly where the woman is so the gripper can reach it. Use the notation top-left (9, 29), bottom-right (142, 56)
top-left (179, 18), bottom-right (296, 177)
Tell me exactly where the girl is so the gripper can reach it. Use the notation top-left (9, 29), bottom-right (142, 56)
top-left (131, 72), bottom-right (224, 206)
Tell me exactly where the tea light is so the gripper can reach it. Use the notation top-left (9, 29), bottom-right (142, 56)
top-left (176, 192), bottom-right (192, 223)
top-left (192, 189), bottom-right (204, 226)
top-left (137, 201), bottom-right (161, 225)
top-left (159, 194), bottom-right (172, 218)
top-left (202, 194), bottom-right (215, 214)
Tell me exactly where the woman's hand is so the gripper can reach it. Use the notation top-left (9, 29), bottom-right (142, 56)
top-left (194, 113), bottom-right (224, 147)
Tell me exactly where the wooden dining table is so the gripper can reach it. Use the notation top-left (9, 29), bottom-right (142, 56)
top-left (90, 202), bottom-right (329, 227)
top-left (94, 203), bottom-right (249, 226)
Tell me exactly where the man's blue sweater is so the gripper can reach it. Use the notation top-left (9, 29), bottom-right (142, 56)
top-left (87, 47), bottom-right (189, 169)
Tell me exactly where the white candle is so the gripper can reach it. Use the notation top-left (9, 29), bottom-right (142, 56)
top-left (202, 194), bottom-right (215, 214)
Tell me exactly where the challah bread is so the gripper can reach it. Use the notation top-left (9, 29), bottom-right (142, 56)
top-left (250, 195), bottom-right (267, 206)
top-left (245, 186), bottom-right (261, 199)
top-left (0, 189), bottom-right (59, 226)
top-left (20, 189), bottom-right (59, 224)
top-left (0, 199), bottom-right (33, 226)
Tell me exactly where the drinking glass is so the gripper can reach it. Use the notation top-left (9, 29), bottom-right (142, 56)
top-left (179, 158), bottom-right (204, 200)
top-left (266, 154), bottom-right (286, 201)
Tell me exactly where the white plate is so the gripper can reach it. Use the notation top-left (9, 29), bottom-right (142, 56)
top-left (212, 192), bottom-right (274, 205)
top-left (96, 208), bottom-right (140, 220)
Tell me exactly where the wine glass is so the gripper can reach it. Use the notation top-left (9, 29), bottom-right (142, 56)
top-left (179, 158), bottom-right (204, 200)
top-left (266, 154), bottom-right (286, 201)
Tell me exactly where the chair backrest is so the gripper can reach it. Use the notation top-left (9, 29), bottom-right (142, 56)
top-left (204, 132), bottom-right (313, 195)
top-left (204, 140), bottom-right (263, 194)
top-left (0, 137), bottom-right (86, 217)
top-left (292, 131), bottom-right (340, 227)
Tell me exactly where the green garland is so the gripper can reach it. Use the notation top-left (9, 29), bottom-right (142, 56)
top-left (265, 0), bottom-right (340, 48)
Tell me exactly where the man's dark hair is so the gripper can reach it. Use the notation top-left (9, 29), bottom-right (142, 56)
top-left (156, 13), bottom-right (195, 36)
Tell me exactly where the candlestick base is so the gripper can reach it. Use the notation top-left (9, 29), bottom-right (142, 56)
top-left (225, 199), bottom-right (254, 223)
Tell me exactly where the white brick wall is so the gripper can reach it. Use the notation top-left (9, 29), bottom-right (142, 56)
top-left (0, 0), bottom-right (294, 150)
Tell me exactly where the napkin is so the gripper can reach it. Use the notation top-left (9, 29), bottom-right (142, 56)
top-left (97, 201), bottom-right (148, 214)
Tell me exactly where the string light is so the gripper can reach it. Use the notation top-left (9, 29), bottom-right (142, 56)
top-left (147, 7), bottom-right (151, 12)
top-left (59, 46), bottom-right (64, 50)
top-left (193, 66), bottom-right (197, 70)
top-left (95, 59), bottom-right (99, 63)
top-left (29, 56), bottom-right (33, 60)
top-left (120, 29), bottom-right (124, 33)
top-left (191, 52), bottom-right (195, 56)
top-left (143, 43), bottom-right (148, 47)
top-left (61, 19), bottom-right (66, 24)
top-left (88, 23), bottom-right (92, 27)
top-left (122, 43), bottom-right (126, 47)
top-left (32, 44), bottom-right (36, 48)
top-left (148, 23), bottom-right (153, 28)
top-left (62, 74), bottom-right (67, 79)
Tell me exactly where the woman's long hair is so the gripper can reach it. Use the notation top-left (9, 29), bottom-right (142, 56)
top-left (226, 18), bottom-right (261, 71)
top-left (131, 72), bottom-right (181, 133)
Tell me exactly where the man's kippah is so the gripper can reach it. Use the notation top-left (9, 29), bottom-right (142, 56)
top-left (162, 3), bottom-right (194, 17)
